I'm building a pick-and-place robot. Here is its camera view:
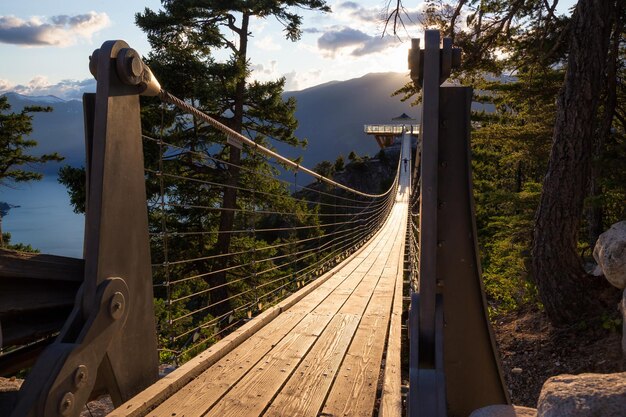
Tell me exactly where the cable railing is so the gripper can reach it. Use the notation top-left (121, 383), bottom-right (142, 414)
top-left (141, 92), bottom-right (401, 364)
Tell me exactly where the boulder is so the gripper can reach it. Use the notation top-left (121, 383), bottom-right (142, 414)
top-left (593, 221), bottom-right (626, 289)
top-left (537, 372), bottom-right (626, 417)
top-left (469, 405), bottom-right (537, 417)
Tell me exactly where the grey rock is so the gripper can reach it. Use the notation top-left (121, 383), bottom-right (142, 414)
top-left (593, 221), bottom-right (626, 289)
top-left (469, 405), bottom-right (537, 417)
top-left (537, 372), bottom-right (626, 417)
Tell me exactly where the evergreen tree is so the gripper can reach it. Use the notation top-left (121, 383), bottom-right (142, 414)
top-left (136, 1), bottom-right (330, 318)
top-left (0, 96), bottom-right (63, 247)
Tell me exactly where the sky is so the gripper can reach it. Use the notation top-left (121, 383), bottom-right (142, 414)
top-left (0, 0), bottom-right (434, 99)
top-left (0, 0), bottom-right (578, 98)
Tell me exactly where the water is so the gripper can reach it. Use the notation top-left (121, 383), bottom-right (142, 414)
top-left (1, 177), bottom-right (84, 258)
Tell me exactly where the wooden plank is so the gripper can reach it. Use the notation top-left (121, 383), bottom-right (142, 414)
top-left (379, 212), bottom-right (406, 417)
top-left (0, 281), bottom-right (76, 315)
top-left (321, 205), bottom-right (405, 417)
top-left (201, 226), bottom-right (398, 417)
top-left (262, 313), bottom-right (361, 417)
top-left (202, 313), bottom-right (349, 417)
top-left (149, 281), bottom-right (365, 417)
top-left (111, 209), bottom-right (395, 417)
top-left (266, 268), bottom-right (394, 416)
top-left (262, 222), bottom-right (401, 417)
top-left (0, 249), bottom-right (83, 282)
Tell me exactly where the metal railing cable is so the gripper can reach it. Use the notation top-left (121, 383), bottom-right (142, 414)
top-left (144, 89), bottom-right (400, 363)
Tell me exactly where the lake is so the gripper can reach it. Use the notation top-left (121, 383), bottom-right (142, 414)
top-left (1, 177), bottom-right (84, 258)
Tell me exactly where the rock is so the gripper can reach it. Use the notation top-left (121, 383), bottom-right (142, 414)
top-left (537, 372), bottom-right (626, 417)
top-left (469, 405), bottom-right (537, 417)
top-left (0, 377), bottom-right (23, 416)
top-left (593, 221), bottom-right (626, 289)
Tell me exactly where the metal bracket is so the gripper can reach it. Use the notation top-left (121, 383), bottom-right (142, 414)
top-left (10, 40), bottom-right (160, 417)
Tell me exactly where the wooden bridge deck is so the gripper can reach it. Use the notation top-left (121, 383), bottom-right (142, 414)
top-left (111, 137), bottom-right (411, 417)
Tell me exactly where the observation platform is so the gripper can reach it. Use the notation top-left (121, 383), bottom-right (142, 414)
top-left (110, 135), bottom-right (412, 417)
top-left (364, 124), bottom-right (419, 148)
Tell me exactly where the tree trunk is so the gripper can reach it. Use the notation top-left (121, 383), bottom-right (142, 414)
top-left (209, 12), bottom-right (250, 318)
top-left (587, 8), bottom-right (621, 247)
top-left (531, 0), bottom-right (615, 325)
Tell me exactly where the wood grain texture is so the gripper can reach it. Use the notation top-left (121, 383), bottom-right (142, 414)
top-left (111, 168), bottom-right (410, 417)
top-left (323, 203), bottom-right (405, 417)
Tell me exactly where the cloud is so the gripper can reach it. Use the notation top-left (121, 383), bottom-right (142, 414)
top-left (254, 35), bottom-right (281, 51)
top-left (318, 27), bottom-right (371, 51)
top-left (317, 26), bottom-right (400, 57)
top-left (0, 12), bottom-right (110, 47)
top-left (336, 2), bottom-right (384, 24)
top-left (0, 77), bottom-right (96, 100)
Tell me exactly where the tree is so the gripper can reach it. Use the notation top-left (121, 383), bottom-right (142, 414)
top-left (531, 0), bottom-right (619, 324)
top-left (390, 0), bottom-right (625, 324)
top-left (135, 1), bottom-right (330, 321)
top-left (0, 96), bottom-right (63, 247)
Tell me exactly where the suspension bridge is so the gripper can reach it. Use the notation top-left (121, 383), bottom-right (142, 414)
top-left (2, 31), bottom-right (509, 417)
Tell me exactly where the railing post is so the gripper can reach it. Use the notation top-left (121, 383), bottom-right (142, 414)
top-left (407, 31), bottom-right (509, 417)
top-left (10, 40), bottom-right (160, 417)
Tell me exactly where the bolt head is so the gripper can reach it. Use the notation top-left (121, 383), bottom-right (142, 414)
top-left (109, 291), bottom-right (125, 320)
top-left (59, 392), bottom-right (75, 416)
top-left (74, 365), bottom-right (88, 389)
top-left (130, 55), bottom-right (143, 77)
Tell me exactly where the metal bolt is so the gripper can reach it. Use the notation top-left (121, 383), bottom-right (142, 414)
top-left (130, 55), bottom-right (143, 77)
top-left (109, 291), bottom-right (125, 320)
top-left (73, 365), bottom-right (88, 389)
top-left (59, 392), bottom-right (75, 416)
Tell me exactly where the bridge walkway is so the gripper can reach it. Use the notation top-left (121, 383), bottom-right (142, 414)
top-left (112, 135), bottom-right (411, 417)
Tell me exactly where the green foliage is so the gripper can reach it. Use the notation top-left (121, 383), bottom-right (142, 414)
top-left (0, 96), bottom-right (63, 186)
top-left (1, 232), bottom-right (39, 253)
top-left (58, 165), bottom-right (86, 214)
top-left (130, 1), bottom-right (332, 362)
top-left (471, 69), bottom-right (561, 315)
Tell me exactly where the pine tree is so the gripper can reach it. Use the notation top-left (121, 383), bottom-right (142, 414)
top-left (0, 96), bottom-right (63, 247)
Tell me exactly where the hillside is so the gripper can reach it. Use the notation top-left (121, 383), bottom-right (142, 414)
top-left (282, 72), bottom-right (418, 167)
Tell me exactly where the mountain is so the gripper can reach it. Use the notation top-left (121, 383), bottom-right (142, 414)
top-left (2, 72), bottom-right (415, 175)
top-left (3, 92), bottom-right (85, 175)
top-left (282, 72), bottom-right (418, 167)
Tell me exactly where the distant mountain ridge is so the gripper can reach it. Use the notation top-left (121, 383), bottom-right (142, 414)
top-left (282, 72), bottom-right (418, 167)
top-left (3, 92), bottom-right (84, 175)
top-left (1, 72), bottom-right (416, 174)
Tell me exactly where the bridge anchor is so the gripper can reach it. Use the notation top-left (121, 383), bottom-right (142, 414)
top-left (10, 40), bottom-right (160, 417)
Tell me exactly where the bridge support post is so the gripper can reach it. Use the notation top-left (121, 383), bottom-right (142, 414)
top-left (10, 40), bottom-right (160, 417)
top-left (407, 31), bottom-right (509, 417)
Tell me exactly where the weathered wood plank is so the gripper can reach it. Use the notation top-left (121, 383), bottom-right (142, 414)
top-left (110, 212), bottom-right (393, 417)
top-left (262, 313), bottom-right (361, 417)
top-left (0, 249), bottom-right (83, 282)
top-left (0, 281), bottom-right (77, 314)
top-left (378, 210), bottom-right (407, 417)
top-left (197, 226), bottom-right (397, 417)
top-left (321, 204), bottom-right (405, 417)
